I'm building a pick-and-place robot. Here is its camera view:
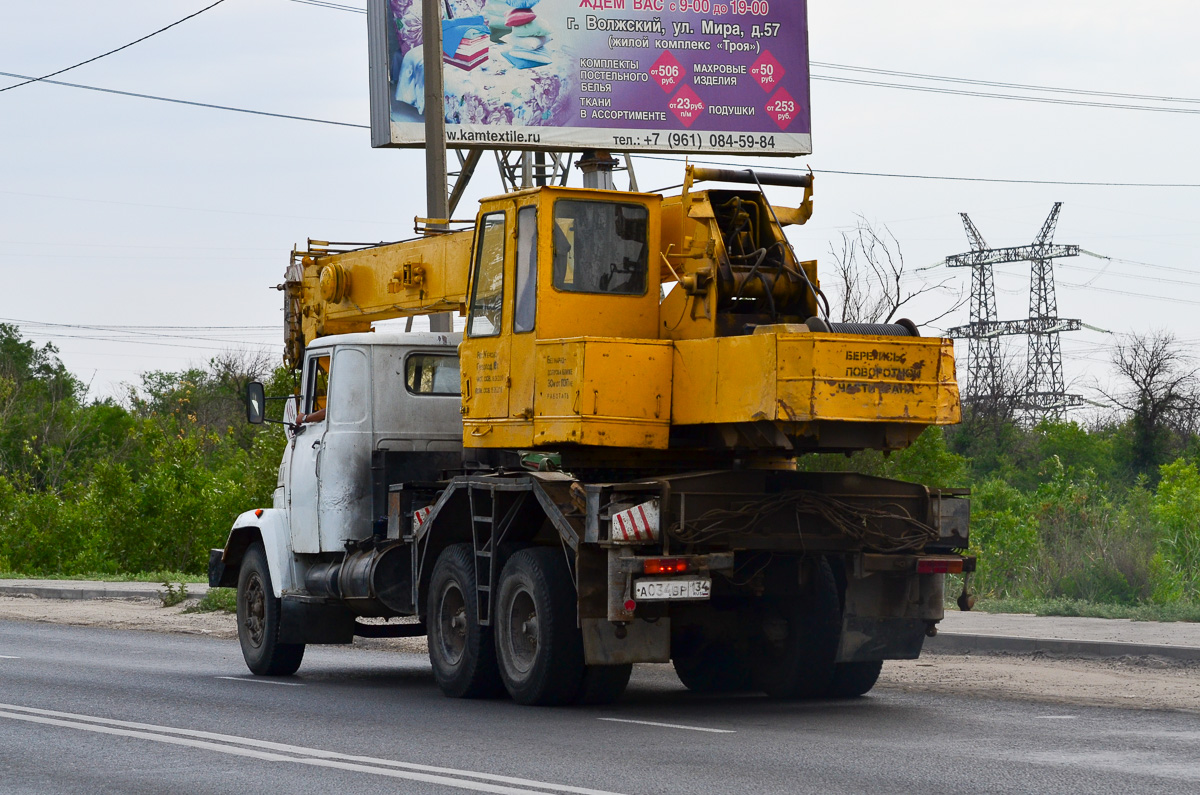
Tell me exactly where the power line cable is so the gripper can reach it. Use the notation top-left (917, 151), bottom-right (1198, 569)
top-left (811, 73), bottom-right (1200, 115)
top-left (812, 61), bottom-right (1200, 106)
top-left (19, 329), bottom-right (277, 353)
top-left (638, 154), bottom-right (1200, 189)
top-left (4, 72), bottom-right (1197, 189)
top-left (0, 0), bottom-right (228, 94)
top-left (3, 318), bottom-right (275, 331)
top-left (0, 71), bottom-right (368, 129)
top-left (6, 318), bottom-right (278, 345)
top-left (0, 187), bottom-right (389, 225)
top-left (286, 0), bottom-right (367, 12)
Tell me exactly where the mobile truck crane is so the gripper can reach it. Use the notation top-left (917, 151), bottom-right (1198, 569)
top-left (209, 164), bottom-right (972, 705)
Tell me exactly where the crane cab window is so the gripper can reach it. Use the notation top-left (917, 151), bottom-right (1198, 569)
top-left (552, 201), bottom-right (649, 296)
top-left (514, 206), bottom-right (537, 333)
top-left (467, 212), bottom-right (506, 337)
top-left (305, 354), bottom-right (331, 414)
top-left (406, 353), bottom-right (460, 395)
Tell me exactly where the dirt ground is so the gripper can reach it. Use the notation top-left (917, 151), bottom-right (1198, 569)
top-left (2, 594), bottom-right (1196, 712)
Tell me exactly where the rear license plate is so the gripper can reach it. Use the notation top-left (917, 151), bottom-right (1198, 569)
top-left (633, 577), bottom-right (711, 601)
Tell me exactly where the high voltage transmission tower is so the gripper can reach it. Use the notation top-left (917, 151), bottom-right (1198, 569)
top-left (947, 203), bottom-right (1084, 423)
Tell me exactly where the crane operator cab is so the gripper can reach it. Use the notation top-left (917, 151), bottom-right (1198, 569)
top-left (459, 187), bottom-right (672, 451)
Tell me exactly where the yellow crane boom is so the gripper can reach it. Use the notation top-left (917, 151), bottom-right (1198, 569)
top-left (282, 166), bottom-right (960, 459)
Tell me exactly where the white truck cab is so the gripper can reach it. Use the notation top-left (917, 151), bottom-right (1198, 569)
top-left (211, 332), bottom-right (464, 670)
top-left (281, 332), bottom-right (463, 555)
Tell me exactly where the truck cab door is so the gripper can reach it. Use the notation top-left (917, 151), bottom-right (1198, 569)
top-left (316, 346), bottom-right (373, 551)
top-left (460, 208), bottom-right (513, 440)
top-left (288, 350), bottom-right (330, 554)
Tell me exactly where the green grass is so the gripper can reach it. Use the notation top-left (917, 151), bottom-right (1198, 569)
top-left (184, 587), bottom-right (236, 614)
top-left (972, 596), bottom-right (1200, 623)
top-left (159, 581), bottom-right (190, 607)
top-left (0, 570), bottom-right (206, 583)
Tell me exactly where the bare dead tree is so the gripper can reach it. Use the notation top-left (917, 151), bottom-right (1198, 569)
top-left (965, 342), bottom-right (1030, 426)
top-left (827, 215), bottom-right (965, 328)
top-left (1095, 331), bottom-right (1200, 473)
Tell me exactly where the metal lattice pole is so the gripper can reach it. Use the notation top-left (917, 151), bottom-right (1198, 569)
top-left (946, 204), bottom-right (1084, 423)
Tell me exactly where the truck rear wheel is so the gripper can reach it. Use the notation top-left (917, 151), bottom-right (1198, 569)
top-left (495, 547), bottom-right (585, 706)
top-left (237, 542), bottom-right (304, 676)
top-left (751, 556), bottom-right (841, 699)
top-left (825, 660), bottom-right (883, 698)
top-left (427, 544), bottom-right (504, 699)
top-left (576, 664), bottom-right (632, 705)
top-left (673, 642), bottom-right (753, 693)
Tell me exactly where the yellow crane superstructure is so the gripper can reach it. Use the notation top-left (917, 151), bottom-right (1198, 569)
top-left (283, 165), bottom-right (959, 464)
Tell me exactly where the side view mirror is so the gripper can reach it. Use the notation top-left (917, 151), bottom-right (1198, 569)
top-left (246, 382), bottom-right (266, 424)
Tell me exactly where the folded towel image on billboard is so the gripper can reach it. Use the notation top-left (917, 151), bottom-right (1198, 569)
top-left (368, 0), bottom-right (811, 156)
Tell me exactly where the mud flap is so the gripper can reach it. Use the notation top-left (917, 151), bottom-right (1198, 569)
top-left (835, 571), bottom-right (941, 662)
top-left (279, 596), bottom-right (356, 644)
top-left (581, 617), bottom-right (670, 665)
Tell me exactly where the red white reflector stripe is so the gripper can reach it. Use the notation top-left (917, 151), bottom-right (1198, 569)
top-left (917, 557), bottom-right (964, 574)
top-left (412, 506), bottom-right (434, 534)
top-left (611, 500), bottom-right (660, 544)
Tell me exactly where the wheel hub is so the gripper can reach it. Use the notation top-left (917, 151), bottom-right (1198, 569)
top-left (437, 583), bottom-right (468, 666)
top-left (504, 587), bottom-right (539, 675)
top-left (243, 573), bottom-right (266, 648)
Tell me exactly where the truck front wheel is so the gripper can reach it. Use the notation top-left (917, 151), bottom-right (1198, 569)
top-left (495, 547), bottom-right (585, 706)
top-left (427, 544), bottom-right (504, 699)
top-left (237, 543), bottom-right (305, 676)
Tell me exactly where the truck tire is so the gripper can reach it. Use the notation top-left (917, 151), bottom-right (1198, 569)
top-left (495, 547), bottom-right (585, 706)
top-left (237, 542), bottom-right (305, 676)
top-left (427, 544), bottom-right (504, 699)
top-left (576, 664), bottom-right (632, 705)
top-left (751, 556), bottom-right (841, 699)
top-left (825, 660), bottom-right (883, 698)
top-left (672, 642), bottom-right (753, 693)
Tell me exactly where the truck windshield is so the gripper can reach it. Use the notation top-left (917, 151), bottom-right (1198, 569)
top-left (552, 200), bottom-right (648, 296)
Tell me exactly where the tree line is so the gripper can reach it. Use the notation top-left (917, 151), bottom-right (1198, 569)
top-left (0, 322), bottom-right (1196, 608)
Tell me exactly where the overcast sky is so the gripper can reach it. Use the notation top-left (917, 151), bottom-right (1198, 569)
top-left (3, 0), bottom-right (1198, 411)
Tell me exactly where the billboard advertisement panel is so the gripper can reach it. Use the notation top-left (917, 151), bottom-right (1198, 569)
top-left (368, 0), bottom-right (810, 156)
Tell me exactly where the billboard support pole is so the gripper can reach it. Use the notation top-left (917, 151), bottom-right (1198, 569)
top-left (578, 150), bottom-right (618, 190)
top-left (421, 0), bottom-right (452, 333)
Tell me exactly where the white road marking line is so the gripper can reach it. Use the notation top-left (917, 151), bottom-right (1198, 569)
top-left (1036, 715), bottom-right (1078, 720)
top-left (216, 676), bottom-right (305, 687)
top-left (0, 702), bottom-right (627, 795)
top-left (597, 717), bottom-right (735, 734)
top-left (0, 655), bottom-right (20, 659)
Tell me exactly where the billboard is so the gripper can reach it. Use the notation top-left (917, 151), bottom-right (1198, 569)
top-left (367, 0), bottom-right (810, 156)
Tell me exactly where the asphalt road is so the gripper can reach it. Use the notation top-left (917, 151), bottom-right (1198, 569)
top-left (1, 620), bottom-right (1197, 794)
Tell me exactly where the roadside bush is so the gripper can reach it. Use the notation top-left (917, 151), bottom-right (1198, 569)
top-left (1028, 462), bottom-right (1156, 604)
top-left (1151, 459), bottom-right (1200, 601)
top-left (968, 478), bottom-right (1038, 597)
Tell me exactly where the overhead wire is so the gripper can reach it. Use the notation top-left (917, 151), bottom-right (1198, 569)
top-left (811, 72), bottom-right (1200, 115)
top-left (637, 155), bottom-right (1200, 189)
top-left (0, 0), bottom-right (228, 94)
top-left (1, 71), bottom-right (1195, 188)
top-left (811, 61), bottom-right (1200, 106)
top-left (0, 71), bottom-right (368, 130)
top-left (6, 317), bottom-right (279, 346)
top-left (285, 0), bottom-right (367, 12)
